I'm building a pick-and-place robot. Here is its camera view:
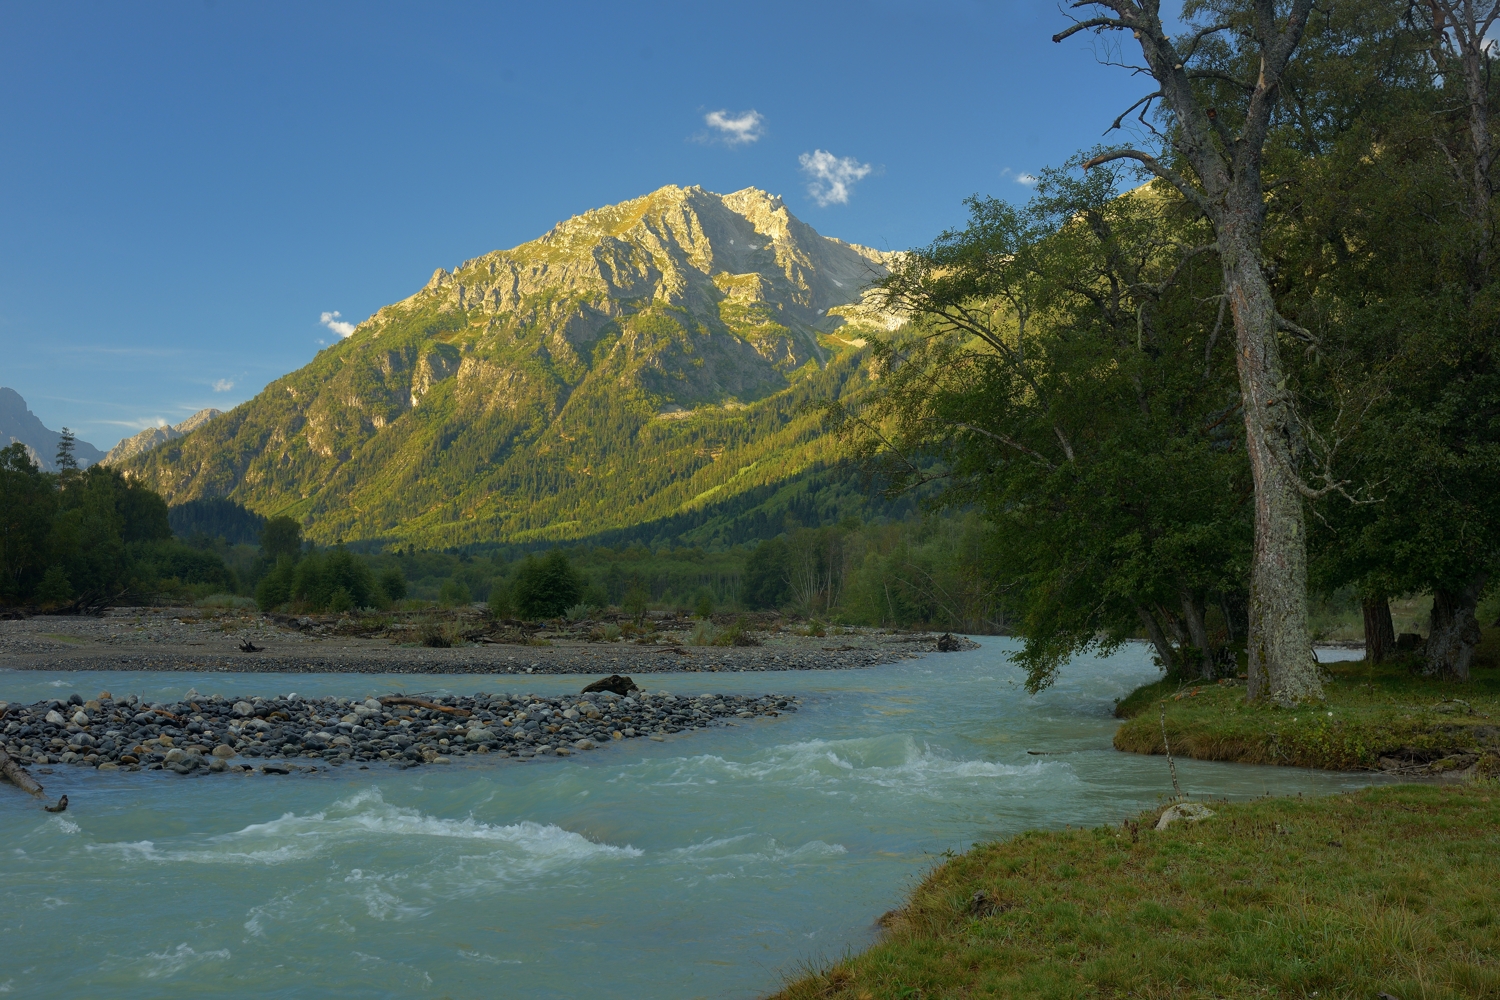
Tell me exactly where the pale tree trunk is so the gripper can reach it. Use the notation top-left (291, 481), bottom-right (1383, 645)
top-left (1220, 240), bottom-right (1321, 702)
top-left (1362, 595), bottom-right (1396, 664)
top-left (1424, 575), bottom-right (1488, 680)
top-left (1061, 0), bottom-right (1323, 704)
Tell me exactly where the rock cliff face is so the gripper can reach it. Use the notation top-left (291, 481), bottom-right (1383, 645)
top-left (102, 408), bottom-right (222, 466)
top-left (0, 388), bottom-right (105, 471)
top-left (117, 185), bottom-right (898, 547)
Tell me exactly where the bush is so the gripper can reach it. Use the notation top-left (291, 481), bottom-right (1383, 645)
top-left (488, 580), bottom-right (514, 618)
top-left (742, 537), bottom-right (791, 609)
top-left (622, 582), bottom-right (650, 623)
top-left (439, 579), bottom-right (471, 608)
top-left (565, 602), bottom-right (590, 622)
top-left (36, 566), bottom-right (72, 606)
top-left (693, 589), bottom-right (714, 619)
top-left (512, 551), bottom-right (583, 619)
top-left (378, 567), bottom-right (407, 603)
top-left (255, 555), bottom-right (297, 610)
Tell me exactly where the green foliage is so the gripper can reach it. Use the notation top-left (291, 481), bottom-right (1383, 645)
top-left (487, 580), bottom-right (513, 618)
top-left (255, 555), bottom-right (296, 610)
top-left (168, 498), bottom-right (265, 546)
top-left (438, 578), bottom-right (471, 607)
top-left (512, 551), bottom-right (582, 619)
top-left (290, 548), bottom-right (376, 611)
top-left (377, 566), bottom-right (407, 603)
top-left (847, 167), bottom-right (1246, 689)
top-left (260, 516), bottom-right (302, 561)
top-left (692, 588), bottom-right (714, 618)
top-left (742, 536), bottom-right (790, 609)
top-left (35, 566), bottom-right (72, 606)
top-left (0, 443), bottom-right (221, 605)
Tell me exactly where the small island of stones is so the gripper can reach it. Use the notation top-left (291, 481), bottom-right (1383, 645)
top-left (0, 684), bottom-right (800, 776)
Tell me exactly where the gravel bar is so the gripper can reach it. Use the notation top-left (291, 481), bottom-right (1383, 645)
top-left (0, 685), bottom-right (802, 778)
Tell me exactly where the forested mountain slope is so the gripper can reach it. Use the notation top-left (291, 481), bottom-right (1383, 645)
top-left (119, 186), bottom-right (897, 546)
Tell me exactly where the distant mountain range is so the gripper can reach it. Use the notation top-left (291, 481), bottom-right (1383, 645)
top-left (115, 185), bottom-right (902, 547)
top-left (0, 388), bottom-right (105, 471)
top-left (102, 409), bottom-right (222, 466)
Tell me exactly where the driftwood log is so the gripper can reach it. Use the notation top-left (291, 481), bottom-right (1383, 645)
top-left (378, 696), bottom-right (472, 717)
top-left (0, 748), bottom-right (44, 797)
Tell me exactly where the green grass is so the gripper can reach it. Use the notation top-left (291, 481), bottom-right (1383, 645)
top-left (770, 783), bottom-right (1500, 1000)
top-left (1113, 653), bottom-right (1500, 772)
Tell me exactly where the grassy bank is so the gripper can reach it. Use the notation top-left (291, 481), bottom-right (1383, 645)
top-left (1113, 657), bottom-right (1500, 774)
top-left (771, 784), bottom-right (1499, 1000)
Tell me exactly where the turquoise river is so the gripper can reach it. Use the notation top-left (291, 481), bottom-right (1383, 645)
top-left (0, 639), bottom-right (1378, 999)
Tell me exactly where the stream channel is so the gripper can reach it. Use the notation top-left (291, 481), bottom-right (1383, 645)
top-left (0, 638), bottom-right (1380, 999)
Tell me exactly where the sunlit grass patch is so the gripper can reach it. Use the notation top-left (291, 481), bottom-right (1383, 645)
top-left (1113, 656), bottom-right (1500, 772)
top-left (769, 784), bottom-right (1500, 1000)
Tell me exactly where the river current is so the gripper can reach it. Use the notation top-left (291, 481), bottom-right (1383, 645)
top-left (0, 639), bottom-right (1378, 999)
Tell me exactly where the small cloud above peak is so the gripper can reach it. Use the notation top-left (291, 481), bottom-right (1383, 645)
top-left (701, 109), bottom-right (764, 145)
top-left (213, 379), bottom-right (235, 392)
top-left (320, 311), bottom-right (356, 338)
top-left (798, 150), bottom-right (872, 207)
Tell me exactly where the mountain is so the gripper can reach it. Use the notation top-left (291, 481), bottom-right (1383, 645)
top-left (0, 387), bottom-right (106, 471)
top-left (102, 408), bottom-right (222, 466)
top-left (117, 185), bottom-right (900, 547)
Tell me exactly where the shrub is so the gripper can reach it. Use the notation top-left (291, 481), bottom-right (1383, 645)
top-left (36, 566), bottom-right (73, 606)
top-left (565, 602), bottom-right (590, 622)
top-left (378, 567), bottom-right (407, 603)
top-left (438, 579), bottom-right (471, 608)
top-left (693, 589), bottom-right (714, 619)
top-left (255, 555), bottom-right (297, 610)
top-left (512, 551), bottom-right (583, 619)
top-left (488, 580), bottom-right (514, 618)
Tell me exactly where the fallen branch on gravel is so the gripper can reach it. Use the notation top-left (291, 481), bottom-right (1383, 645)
top-left (378, 696), bottom-right (472, 717)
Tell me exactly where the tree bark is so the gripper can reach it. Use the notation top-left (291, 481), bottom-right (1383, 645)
top-left (1222, 214), bottom-right (1322, 704)
top-left (1424, 575), bottom-right (1488, 679)
top-left (1362, 595), bottom-right (1396, 664)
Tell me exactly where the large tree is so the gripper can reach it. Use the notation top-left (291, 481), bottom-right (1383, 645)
top-left (850, 166), bottom-right (1251, 691)
top-left (1056, 0), bottom-right (1325, 703)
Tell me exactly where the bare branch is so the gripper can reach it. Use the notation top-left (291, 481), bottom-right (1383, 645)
top-left (1275, 313), bottom-right (1320, 347)
top-left (1106, 91), bottom-right (1163, 134)
top-left (1052, 16), bottom-right (1131, 44)
top-left (953, 423), bottom-right (1059, 470)
top-left (1081, 148), bottom-right (1213, 215)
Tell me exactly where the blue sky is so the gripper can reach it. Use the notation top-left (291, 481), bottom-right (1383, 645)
top-left (0, 1), bottom-right (1138, 449)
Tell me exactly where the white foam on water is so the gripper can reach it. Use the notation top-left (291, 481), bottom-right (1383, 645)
top-left (668, 833), bottom-right (847, 867)
top-left (47, 817), bottom-right (79, 835)
top-left (459, 950), bottom-right (522, 965)
top-left (635, 733), bottom-right (1073, 804)
top-left (135, 943), bottom-right (231, 979)
top-left (89, 788), bottom-right (641, 871)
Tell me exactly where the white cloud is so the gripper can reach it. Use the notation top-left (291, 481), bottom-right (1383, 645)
top-left (798, 149), bottom-right (872, 207)
top-left (1001, 168), bottom-right (1038, 186)
top-left (212, 379), bottom-right (234, 392)
top-left (320, 310), bottom-right (356, 338)
top-left (703, 109), bottom-right (764, 145)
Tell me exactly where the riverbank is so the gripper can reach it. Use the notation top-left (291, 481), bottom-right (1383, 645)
top-left (0, 607), bottom-right (972, 674)
top-left (771, 782), bottom-right (1499, 1000)
top-left (1113, 658), bottom-right (1500, 775)
top-left (0, 685), bottom-right (799, 776)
